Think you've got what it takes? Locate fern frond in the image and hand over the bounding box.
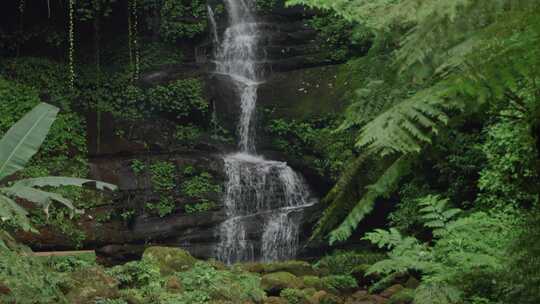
[329,155,414,244]
[414,283,463,304]
[356,85,451,156]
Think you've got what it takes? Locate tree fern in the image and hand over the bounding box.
[294,0,540,244]
[329,155,414,244]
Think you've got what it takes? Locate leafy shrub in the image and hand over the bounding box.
[175,124,203,147]
[160,0,208,41]
[43,254,96,273]
[181,172,221,198]
[315,250,385,275]
[147,78,208,120]
[364,209,516,303]
[320,275,358,293]
[0,248,68,303]
[177,262,266,303]
[281,288,307,304]
[184,200,216,214]
[107,259,162,289]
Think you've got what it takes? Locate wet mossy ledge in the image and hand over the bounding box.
[0,246,418,304]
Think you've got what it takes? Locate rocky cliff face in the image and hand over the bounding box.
[18,4,351,263]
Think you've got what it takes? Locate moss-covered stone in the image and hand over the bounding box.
[142,246,198,275]
[308,290,343,304]
[242,261,316,277]
[66,266,119,304]
[302,276,324,290]
[262,272,304,293]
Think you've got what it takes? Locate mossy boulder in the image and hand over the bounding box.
[142,246,198,275]
[308,290,343,304]
[65,266,119,304]
[302,276,323,290]
[262,272,304,294]
[242,261,316,277]
[264,261,317,277]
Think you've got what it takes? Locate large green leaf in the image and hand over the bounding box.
[0,103,59,181]
[14,176,117,191]
[1,184,81,217]
[0,194,33,232]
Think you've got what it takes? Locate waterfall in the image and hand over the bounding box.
[212,0,316,264]
[207,5,220,45]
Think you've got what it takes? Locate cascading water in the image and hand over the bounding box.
[211,0,316,264]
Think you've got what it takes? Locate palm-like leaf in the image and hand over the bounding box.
[0,194,33,232]
[14,177,117,191]
[1,184,81,217]
[0,103,59,181]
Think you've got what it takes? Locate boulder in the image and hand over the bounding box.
[308,290,342,304]
[142,246,198,275]
[261,272,304,294]
[302,275,323,290]
[244,261,317,277]
[65,267,119,304]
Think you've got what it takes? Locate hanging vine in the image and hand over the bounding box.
[128,0,134,73]
[68,0,75,90]
[132,0,140,81]
[18,0,25,14]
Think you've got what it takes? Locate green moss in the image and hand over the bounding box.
[302,276,323,290]
[66,267,120,304]
[142,246,198,275]
[261,272,304,292]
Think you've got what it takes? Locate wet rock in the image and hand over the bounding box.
[142,246,198,275]
[261,272,304,294]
